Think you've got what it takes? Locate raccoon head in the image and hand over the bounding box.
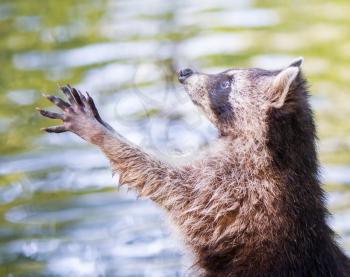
[178,58,305,138]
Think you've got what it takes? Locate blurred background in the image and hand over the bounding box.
[0,0,349,276]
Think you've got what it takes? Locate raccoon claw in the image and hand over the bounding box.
[84,91,114,132]
[36,107,64,120]
[42,93,71,111]
[41,125,67,133]
[58,85,87,109]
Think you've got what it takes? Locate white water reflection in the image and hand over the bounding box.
[0,149,106,176]
[179,34,250,58]
[101,18,161,39]
[7,89,38,106]
[13,41,158,70]
[322,166,350,185]
[80,63,162,91]
[179,9,279,28]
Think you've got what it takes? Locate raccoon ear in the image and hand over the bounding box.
[270,66,300,108]
[288,57,304,68]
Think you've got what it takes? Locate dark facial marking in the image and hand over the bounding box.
[207,73,234,123]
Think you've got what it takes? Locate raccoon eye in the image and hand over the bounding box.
[221,80,231,89]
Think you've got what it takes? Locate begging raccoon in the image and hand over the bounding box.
[37,58,350,277]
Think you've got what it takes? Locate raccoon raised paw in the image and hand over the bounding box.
[37,85,114,144]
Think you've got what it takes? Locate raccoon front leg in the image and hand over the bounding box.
[37,86,189,208]
[98,132,185,205]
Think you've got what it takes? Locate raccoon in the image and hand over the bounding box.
[38,58,350,277]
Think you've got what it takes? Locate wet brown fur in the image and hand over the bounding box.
[39,59,350,277]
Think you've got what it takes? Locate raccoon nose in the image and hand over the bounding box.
[178,68,193,83]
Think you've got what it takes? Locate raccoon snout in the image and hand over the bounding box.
[178,68,194,83]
